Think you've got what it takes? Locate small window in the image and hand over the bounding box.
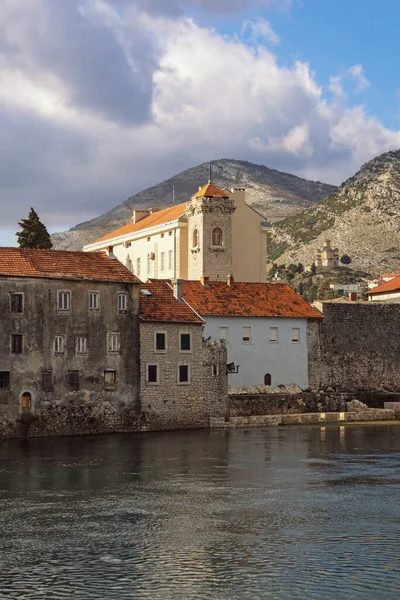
[219,327,229,343]
[155,332,166,352]
[41,370,54,392]
[242,326,252,344]
[10,293,23,314]
[168,231,173,236]
[117,293,128,314]
[292,328,300,343]
[67,370,80,391]
[211,227,223,246]
[54,335,65,354]
[168,250,173,271]
[160,252,165,271]
[57,291,71,312]
[270,327,279,344]
[192,228,198,248]
[104,370,117,387]
[211,364,219,377]
[137,258,141,276]
[10,334,23,354]
[178,365,190,384]
[76,336,87,355]
[88,292,100,310]
[147,364,159,384]
[107,332,120,353]
[0,372,10,389]
[180,332,191,352]
[160,233,165,238]
[147,237,151,242]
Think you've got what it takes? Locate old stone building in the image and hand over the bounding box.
[139,279,228,429]
[0,248,140,436]
[83,182,268,283]
[315,240,339,269]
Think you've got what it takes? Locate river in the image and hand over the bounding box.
[0,425,399,599]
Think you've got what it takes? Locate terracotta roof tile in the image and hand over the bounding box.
[193,182,229,199]
[368,275,400,295]
[89,203,187,245]
[140,280,203,324]
[181,281,324,319]
[0,248,139,283]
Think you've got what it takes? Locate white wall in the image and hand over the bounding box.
[368,291,400,303]
[203,316,309,388]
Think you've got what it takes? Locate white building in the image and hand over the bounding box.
[181,277,323,389]
[368,276,400,303]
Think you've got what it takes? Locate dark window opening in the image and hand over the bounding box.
[148,365,158,383]
[104,370,117,387]
[0,372,10,389]
[180,333,191,351]
[67,370,80,391]
[212,227,223,246]
[21,392,32,410]
[179,365,189,383]
[10,293,23,313]
[41,370,54,392]
[156,333,166,351]
[264,373,271,386]
[11,334,23,354]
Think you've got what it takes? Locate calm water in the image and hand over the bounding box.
[0,425,399,600]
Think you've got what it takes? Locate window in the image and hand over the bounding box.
[67,370,80,391]
[211,227,223,246]
[88,292,100,310]
[137,258,141,276]
[219,327,229,343]
[155,332,166,352]
[117,293,128,314]
[0,372,10,389]
[169,231,173,236]
[211,364,219,377]
[242,326,252,344]
[10,293,23,314]
[292,328,300,343]
[57,290,71,312]
[180,332,191,352]
[10,334,23,354]
[192,228,198,248]
[178,365,190,384]
[270,327,279,344]
[76,336,87,355]
[168,250,173,271]
[107,332,120,353]
[160,252,165,271]
[147,364,159,384]
[104,370,117,387]
[41,370,54,392]
[54,335,65,354]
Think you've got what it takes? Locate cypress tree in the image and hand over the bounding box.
[16,208,53,249]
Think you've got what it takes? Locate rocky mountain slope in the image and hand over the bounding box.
[52,159,336,250]
[267,150,400,274]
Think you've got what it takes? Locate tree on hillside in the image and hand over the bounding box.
[296,263,304,274]
[310,263,317,275]
[340,254,352,265]
[16,208,53,249]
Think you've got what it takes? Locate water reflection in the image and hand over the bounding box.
[0,425,399,599]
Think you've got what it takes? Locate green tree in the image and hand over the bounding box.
[16,208,53,249]
[310,263,317,275]
[268,263,278,281]
[340,254,352,265]
[296,262,304,274]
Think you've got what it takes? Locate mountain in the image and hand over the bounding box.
[51,159,336,250]
[267,150,400,274]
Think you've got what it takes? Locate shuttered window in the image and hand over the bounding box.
[67,370,80,391]
[10,334,23,354]
[41,370,54,392]
[0,372,10,389]
[10,293,23,313]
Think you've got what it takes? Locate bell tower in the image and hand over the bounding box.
[186,181,236,281]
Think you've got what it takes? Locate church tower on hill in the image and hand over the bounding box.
[185,181,236,281]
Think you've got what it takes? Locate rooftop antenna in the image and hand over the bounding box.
[208,162,212,184]
[172,185,175,204]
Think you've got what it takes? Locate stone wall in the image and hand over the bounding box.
[308,302,400,391]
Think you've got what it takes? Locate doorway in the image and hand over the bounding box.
[264,373,271,386]
[21,392,32,411]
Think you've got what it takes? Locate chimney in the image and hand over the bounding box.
[148,207,160,215]
[172,279,183,301]
[105,246,117,259]
[227,274,234,287]
[132,209,150,224]
[200,276,209,288]
[349,292,357,302]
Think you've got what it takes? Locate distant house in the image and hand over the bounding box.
[368,276,400,302]
[181,276,323,389]
[139,279,227,428]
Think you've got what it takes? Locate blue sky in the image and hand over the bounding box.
[0,0,399,247]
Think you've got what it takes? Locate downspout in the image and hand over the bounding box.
[174,226,177,279]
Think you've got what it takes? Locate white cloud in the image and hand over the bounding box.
[349,64,370,91]
[241,18,280,45]
[0,0,398,240]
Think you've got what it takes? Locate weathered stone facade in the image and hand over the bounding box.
[308,302,400,390]
[0,276,140,436]
[140,322,227,429]
[185,192,236,281]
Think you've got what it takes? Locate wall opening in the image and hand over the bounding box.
[264,373,271,386]
[21,391,32,411]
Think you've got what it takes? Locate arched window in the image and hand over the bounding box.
[21,392,32,410]
[192,228,198,248]
[212,227,223,246]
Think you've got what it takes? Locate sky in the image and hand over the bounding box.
[1,0,400,246]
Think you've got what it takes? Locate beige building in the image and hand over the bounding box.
[315,240,339,270]
[83,182,268,283]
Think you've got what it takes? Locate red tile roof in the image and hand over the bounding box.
[368,275,400,295]
[140,280,203,324]
[193,182,229,198]
[181,281,324,319]
[0,248,139,283]
[89,203,187,245]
